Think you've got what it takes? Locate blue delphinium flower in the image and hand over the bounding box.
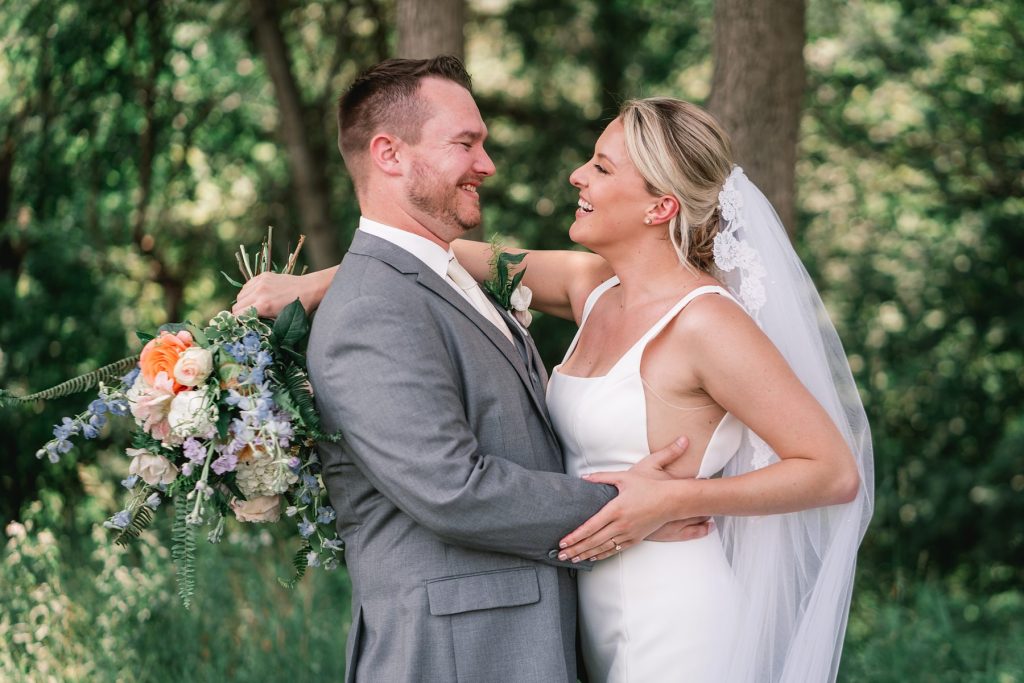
[316,506,336,525]
[103,510,132,530]
[301,474,320,494]
[145,493,162,509]
[242,331,261,355]
[121,475,140,489]
[121,366,140,389]
[306,551,321,568]
[298,517,316,538]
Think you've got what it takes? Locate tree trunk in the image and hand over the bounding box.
[250,0,339,268]
[396,0,465,60]
[708,0,805,236]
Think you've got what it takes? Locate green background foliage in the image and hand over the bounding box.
[1,0,1021,679]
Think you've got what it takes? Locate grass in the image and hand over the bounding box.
[3,492,1022,682]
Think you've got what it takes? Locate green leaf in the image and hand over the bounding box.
[220,270,244,288]
[271,299,309,351]
[136,331,155,344]
[510,269,526,293]
[496,254,509,288]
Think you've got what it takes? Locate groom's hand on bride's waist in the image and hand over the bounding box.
[631,436,690,479]
[631,435,712,542]
[646,516,713,543]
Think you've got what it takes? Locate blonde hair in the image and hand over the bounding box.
[619,98,734,271]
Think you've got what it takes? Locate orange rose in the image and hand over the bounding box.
[139,331,194,393]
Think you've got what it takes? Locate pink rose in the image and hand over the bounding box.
[231,495,282,523]
[173,347,214,388]
[127,372,176,441]
[127,448,179,486]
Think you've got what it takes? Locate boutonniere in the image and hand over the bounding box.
[482,248,533,329]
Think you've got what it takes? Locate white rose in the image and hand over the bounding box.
[231,495,282,523]
[173,347,214,388]
[509,284,533,328]
[167,390,218,438]
[127,449,179,486]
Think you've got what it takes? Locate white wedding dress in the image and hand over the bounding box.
[547,277,744,682]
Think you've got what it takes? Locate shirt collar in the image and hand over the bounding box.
[358,216,454,279]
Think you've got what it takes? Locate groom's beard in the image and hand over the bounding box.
[408,159,482,234]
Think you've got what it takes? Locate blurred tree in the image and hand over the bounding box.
[397,0,465,59]
[708,0,806,234]
[800,0,1024,584]
[249,0,339,269]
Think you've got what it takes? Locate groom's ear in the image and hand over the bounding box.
[368,133,405,177]
[647,195,680,226]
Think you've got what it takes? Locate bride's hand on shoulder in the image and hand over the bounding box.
[232,268,335,318]
[557,437,693,563]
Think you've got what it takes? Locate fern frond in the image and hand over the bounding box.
[0,355,140,406]
[280,363,342,442]
[113,504,155,547]
[278,543,311,589]
[172,502,197,609]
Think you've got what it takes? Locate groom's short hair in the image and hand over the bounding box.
[337,56,473,178]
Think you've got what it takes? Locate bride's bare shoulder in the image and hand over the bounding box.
[665,288,761,349]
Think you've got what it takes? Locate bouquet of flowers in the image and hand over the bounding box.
[1,229,342,607]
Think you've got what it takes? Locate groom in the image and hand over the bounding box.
[308,56,685,682]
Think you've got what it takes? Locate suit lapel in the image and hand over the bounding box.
[349,233,551,429]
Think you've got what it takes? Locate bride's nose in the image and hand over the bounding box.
[569,165,586,188]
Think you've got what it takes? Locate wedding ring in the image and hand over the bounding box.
[611,537,622,552]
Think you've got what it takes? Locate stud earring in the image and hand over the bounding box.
[644,217,652,225]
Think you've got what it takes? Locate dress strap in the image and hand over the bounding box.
[560,276,620,364]
[622,285,739,368]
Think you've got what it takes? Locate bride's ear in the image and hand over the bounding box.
[645,195,681,227]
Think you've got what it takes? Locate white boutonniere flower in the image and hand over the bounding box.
[509,283,533,328]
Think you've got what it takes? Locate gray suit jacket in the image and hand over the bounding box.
[307,232,615,683]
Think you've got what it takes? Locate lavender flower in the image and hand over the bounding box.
[182,437,206,464]
[211,453,239,475]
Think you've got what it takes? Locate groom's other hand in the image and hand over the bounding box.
[633,435,712,542]
[631,436,689,479]
[646,517,712,542]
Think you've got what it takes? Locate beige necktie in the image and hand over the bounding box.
[447,257,515,344]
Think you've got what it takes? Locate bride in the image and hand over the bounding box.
[235,97,873,682]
